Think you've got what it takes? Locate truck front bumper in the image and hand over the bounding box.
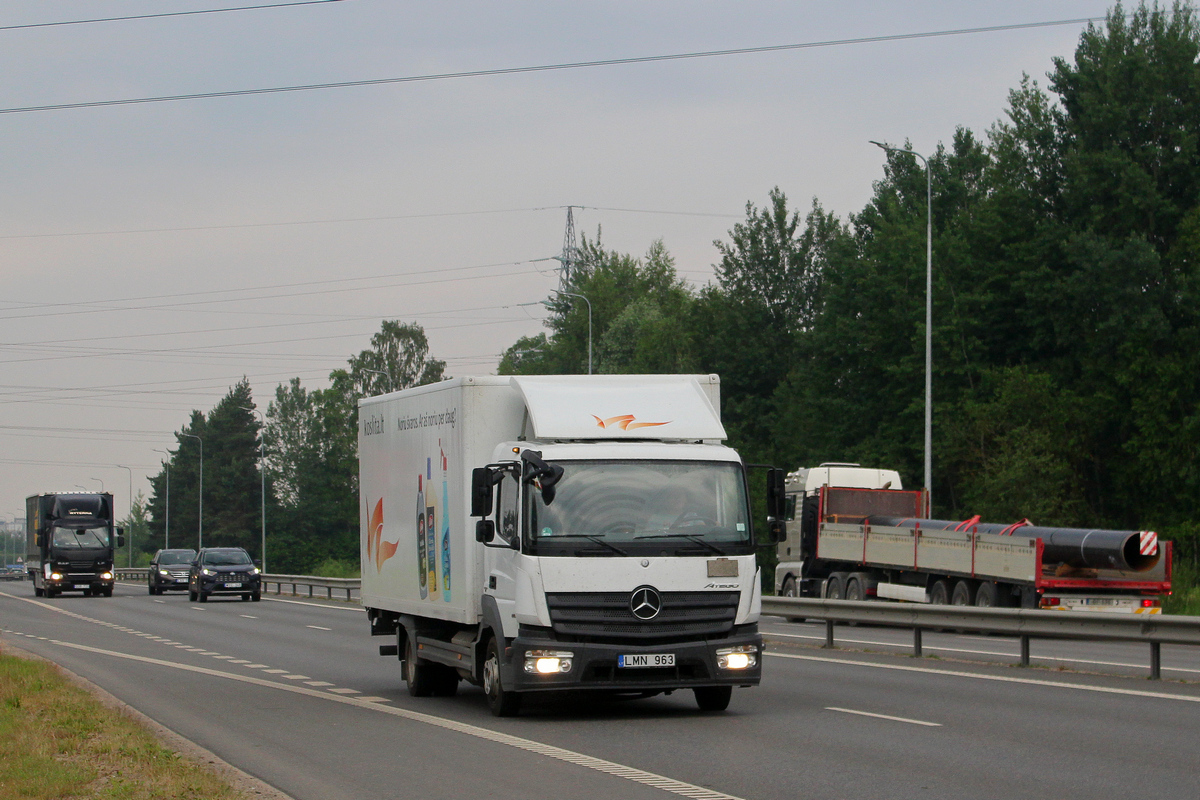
[503,625,762,693]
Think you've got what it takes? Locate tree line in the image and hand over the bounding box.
[135,4,1197,604]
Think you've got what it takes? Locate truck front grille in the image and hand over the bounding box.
[544,591,739,642]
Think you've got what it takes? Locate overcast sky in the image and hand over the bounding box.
[0,0,1113,526]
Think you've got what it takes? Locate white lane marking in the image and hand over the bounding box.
[306,625,331,631]
[304,681,334,687]
[767,652,1200,702]
[327,688,359,694]
[826,706,941,727]
[282,675,309,680]
[240,615,258,619]
[189,608,206,612]
[262,596,361,612]
[228,660,251,665]
[244,664,268,669]
[357,696,390,703]
[213,655,235,660]
[764,630,1200,675]
[152,600,165,604]
[198,651,220,656]
[45,639,745,800]
[262,669,288,674]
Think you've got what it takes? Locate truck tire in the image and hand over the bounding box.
[693,686,733,712]
[101,588,113,598]
[825,573,847,600]
[482,636,522,716]
[845,578,864,602]
[975,582,997,607]
[951,580,975,606]
[781,576,798,597]
[928,579,950,605]
[404,636,436,698]
[34,585,44,597]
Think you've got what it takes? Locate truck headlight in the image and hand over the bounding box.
[523,649,574,674]
[716,645,758,670]
[101,572,113,581]
[49,572,63,581]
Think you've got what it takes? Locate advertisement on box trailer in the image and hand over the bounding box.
[360,395,464,618]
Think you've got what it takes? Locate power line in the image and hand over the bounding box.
[0,1,344,32]
[0,17,1104,115]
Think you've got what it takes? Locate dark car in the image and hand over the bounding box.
[147,549,197,595]
[188,547,262,602]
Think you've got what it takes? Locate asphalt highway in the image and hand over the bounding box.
[2,580,1198,800]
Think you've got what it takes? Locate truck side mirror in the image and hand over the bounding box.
[765,468,786,520]
[768,519,787,544]
[117,535,126,548]
[475,519,495,543]
[521,450,564,506]
[471,468,494,517]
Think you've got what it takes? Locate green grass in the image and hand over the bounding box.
[0,647,251,800]
[1164,558,1200,616]
[309,557,360,579]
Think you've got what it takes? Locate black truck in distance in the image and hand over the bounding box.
[26,492,124,598]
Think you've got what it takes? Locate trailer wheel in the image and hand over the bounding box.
[928,579,950,605]
[825,573,847,600]
[975,582,997,607]
[951,580,975,606]
[482,636,522,716]
[693,686,733,712]
[404,636,436,697]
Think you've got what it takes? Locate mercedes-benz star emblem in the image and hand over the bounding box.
[630,586,662,620]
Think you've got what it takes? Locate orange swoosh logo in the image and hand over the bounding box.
[367,498,400,572]
[591,414,670,430]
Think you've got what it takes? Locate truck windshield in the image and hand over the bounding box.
[525,460,752,556]
[51,526,111,548]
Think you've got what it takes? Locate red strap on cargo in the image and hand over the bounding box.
[953,515,980,532]
[998,519,1031,536]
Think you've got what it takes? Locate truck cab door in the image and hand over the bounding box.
[483,470,521,639]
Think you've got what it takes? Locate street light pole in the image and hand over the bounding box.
[550,290,592,375]
[90,477,105,492]
[116,465,132,567]
[871,140,933,497]
[361,368,392,394]
[179,433,203,549]
[153,449,170,549]
[239,407,267,573]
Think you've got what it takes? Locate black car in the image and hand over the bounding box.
[188,547,262,602]
[147,549,197,595]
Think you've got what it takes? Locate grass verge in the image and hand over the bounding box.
[0,644,252,800]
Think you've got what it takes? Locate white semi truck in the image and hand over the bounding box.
[775,464,1171,612]
[359,375,785,716]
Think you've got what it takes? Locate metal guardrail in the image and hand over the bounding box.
[261,574,360,601]
[115,568,360,601]
[761,596,1200,679]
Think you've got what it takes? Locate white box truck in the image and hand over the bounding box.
[360,375,785,715]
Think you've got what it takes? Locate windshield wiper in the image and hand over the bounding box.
[542,534,628,556]
[635,533,726,555]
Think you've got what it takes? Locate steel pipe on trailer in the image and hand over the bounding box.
[867,516,1161,572]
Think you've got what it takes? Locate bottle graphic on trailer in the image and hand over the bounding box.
[426,457,437,594]
[416,475,427,599]
[440,440,451,602]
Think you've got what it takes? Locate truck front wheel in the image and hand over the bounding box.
[482,637,522,717]
[694,686,732,712]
